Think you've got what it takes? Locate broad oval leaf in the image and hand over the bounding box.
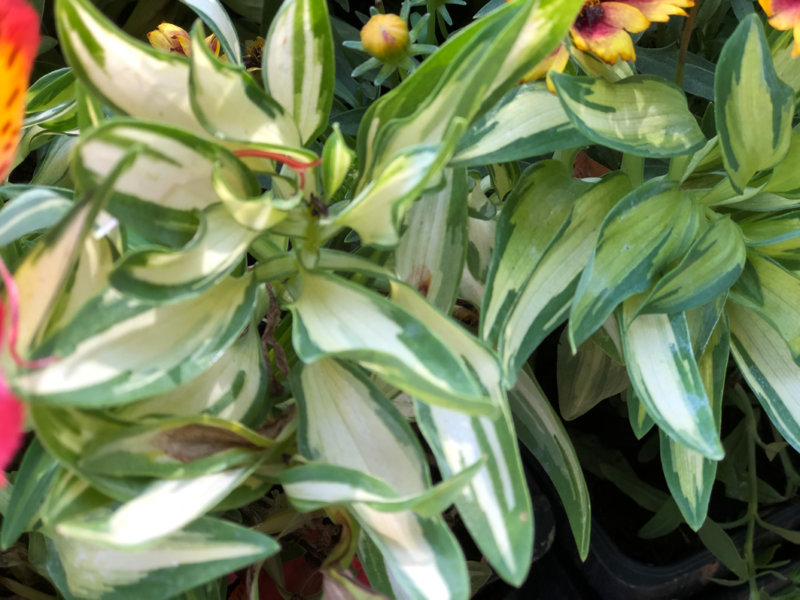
[551,74,705,158]
[569,178,699,349]
[715,14,793,192]
[620,301,723,459]
[264,0,334,143]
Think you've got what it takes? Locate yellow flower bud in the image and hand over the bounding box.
[360,14,410,64]
[147,22,191,55]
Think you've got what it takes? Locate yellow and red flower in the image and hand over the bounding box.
[147,22,221,57]
[524,0,693,88]
[759,0,800,57]
[0,0,42,486]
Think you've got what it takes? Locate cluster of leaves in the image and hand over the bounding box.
[2,0,800,599]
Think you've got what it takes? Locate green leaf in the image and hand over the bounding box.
[0,188,72,247]
[620,301,723,459]
[358,0,583,181]
[55,466,257,548]
[56,0,206,135]
[450,83,591,167]
[764,129,800,197]
[626,386,655,440]
[288,269,497,416]
[280,459,484,517]
[44,517,278,600]
[178,0,242,65]
[550,74,705,158]
[110,204,257,302]
[388,284,533,586]
[24,68,76,128]
[493,173,631,382]
[74,119,259,247]
[294,359,469,600]
[557,326,628,421]
[637,215,746,315]
[660,317,728,530]
[569,178,699,349]
[14,274,257,407]
[334,123,464,248]
[189,22,301,148]
[715,14,793,192]
[730,251,800,364]
[113,323,269,427]
[738,209,800,247]
[482,160,587,347]
[395,168,468,313]
[698,519,748,579]
[77,415,275,478]
[509,366,591,561]
[728,301,800,455]
[264,0,334,143]
[0,440,59,549]
[322,123,354,198]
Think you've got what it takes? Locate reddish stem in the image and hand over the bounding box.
[233,149,321,190]
[0,256,55,369]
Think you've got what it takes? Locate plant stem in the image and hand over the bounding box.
[668,153,691,182]
[676,0,701,89]
[621,153,644,187]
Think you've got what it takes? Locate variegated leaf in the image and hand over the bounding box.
[395,168,467,313]
[551,74,705,158]
[0,188,72,247]
[715,15,793,192]
[509,366,591,561]
[728,302,800,454]
[178,0,242,65]
[569,178,700,349]
[498,173,630,382]
[294,359,469,600]
[620,300,723,459]
[264,0,334,143]
[288,269,495,415]
[74,120,258,247]
[450,82,590,167]
[322,123,354,198]
[189,23,301,148]
[637,215,746,315]
[483,160,588,346]
[56,0,205,134]
[14,274,257,407]
[660,316,728,530]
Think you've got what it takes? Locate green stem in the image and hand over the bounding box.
[621,153,644,188]
[668,153,691,182]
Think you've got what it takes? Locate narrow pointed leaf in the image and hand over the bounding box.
[715,15,793,192]
[638,215,746,315]
[498,173,630,381]
[620,301,723,459]
[0,189,72,247]
[627,386,655,439]
[450,83,591,167]
[569,178,699,348]
[509,367,591,561]
[288,270,496,416]
[660,317,728,530]
[395,168,468,313]
[14,274,257,407]
[728,301,800,454]
[551,74,705,158]
[264,0,334,143]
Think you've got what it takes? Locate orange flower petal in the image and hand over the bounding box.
[0,0,40,181]
[521,44,570,89]
[624,0,693,22]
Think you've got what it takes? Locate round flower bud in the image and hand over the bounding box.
[360,14,410,64]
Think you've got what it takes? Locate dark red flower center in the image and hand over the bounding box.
[575,3,606,33]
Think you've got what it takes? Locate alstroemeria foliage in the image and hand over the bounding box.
[3,0,800,599]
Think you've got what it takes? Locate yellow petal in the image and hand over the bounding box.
[521,44,569,90]
[623,0,693,22]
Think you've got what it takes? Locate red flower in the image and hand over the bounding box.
[760,0,800,56]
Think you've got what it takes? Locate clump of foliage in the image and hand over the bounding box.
[1,0,800,599]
